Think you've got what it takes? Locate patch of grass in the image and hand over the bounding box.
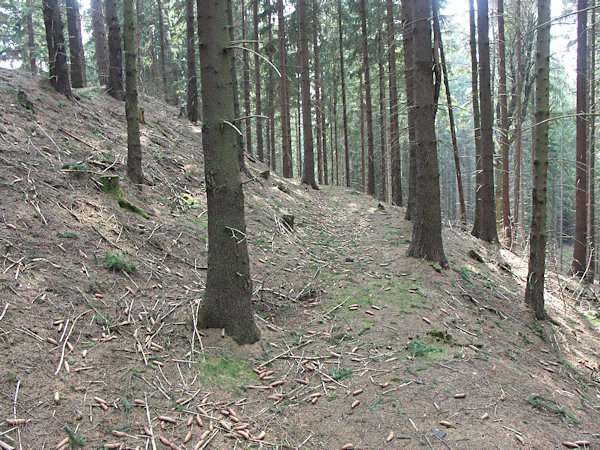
[526,394,580,424]
[57,231,79,239]
[104,253,136,274]
[406,340,442,358]
[427,328,452,342]
[330,367,353,381]
[197,352,255,394]
[63,425,85,448]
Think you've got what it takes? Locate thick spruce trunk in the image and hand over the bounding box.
[66,0,86,88]
[42,0,72,98]
[105,0,124,100]
[186,0,198,123]
[91,0,109,86]
[124,0,142,183]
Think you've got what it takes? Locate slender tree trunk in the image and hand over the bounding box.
[407,0,447,268]
[299,0,318,188]
[196,0,260,345]
[156,0,169,103]
[253,0,264,161]
[387,0,401,205]
[432,0,466,224]
[476,0,498,243]
[226,0,247,172]
[26,0,36,73]
[42,0,72,98]
[497,0,511,244]
[525,0,551,320]
[378,32,388,202]
[337,0,351,187]
[587,1,596,282]
[297,73,302,177]
[359,0,375,196]
[360,70,366,192]
[402,0,416,220]
[124,0,142,183]
[91,0,109,86]
[186,0,198,123]
[135,0,142,83]
[66,0,86,88]
[105,0,124,100]
[313,0,323,184]
[573,0,589,277]
[469,0,482,236]
[513,0,523,239]
[267,13,276,172]
[278,0,293,177]
[242,0,253,156]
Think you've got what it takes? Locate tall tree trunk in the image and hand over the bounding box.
[432,0,466,224]
[267,12,276,172]
[296,72,302,177]
[469,0,482,236]
[402,0,416,220]
[196,0,260,345]
[313,0,323,184]
[91,0,109,86]
[407,0,447,268]
[360,70,366,191]
[185,0,198,123]
[338,0,351,187]
[378,32,388,202]
[359,0,376,196]
[253,0,264,161]
[587,1,596,282]
[105,0,124,100]
[498,0,511,244]
[156,0,169,103]
[475,0,498,243]
[573,0,589,277]
[278,0,293,177]
[42,0,72,98]
[299,0,318,188]
[135,0,142,83]
[26,0,36,73]
[387,0,401,206]
[525,0,551,320]
[226,0,247,172]
[124,0,142,183]
[66,0,86,88]
[242,0,253,157]
[513,0,523,239]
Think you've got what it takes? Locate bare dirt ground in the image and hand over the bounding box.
[0,68,599,449]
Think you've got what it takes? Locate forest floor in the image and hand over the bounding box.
[0,68,599,449]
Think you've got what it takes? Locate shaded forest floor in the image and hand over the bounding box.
[0,69,599,449]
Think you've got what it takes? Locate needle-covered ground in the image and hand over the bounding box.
[0,69,599,449]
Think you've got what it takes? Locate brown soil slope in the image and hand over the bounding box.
[0,69,599,449]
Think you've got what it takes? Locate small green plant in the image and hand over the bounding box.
[427,328,451,342]
[330,367,353,381]
[526,394,580,424]
[63,425,85,448]
[104,253,136,274]
[406,340,441,358]
[57,231,79,239]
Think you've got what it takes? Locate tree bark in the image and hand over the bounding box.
[42,0,72,98]
[498,0,511,244]
[402,0,416,220]
[432,0,466,224]
[337,0,351,187]
[387,0,402,205]
[156,0,169,103]
[299,0,318,189]
[587,2,596,282]
[267,11,276,172]
[475,0,498,243]
[360,70,366,192]
[378,31,388,202]
[196,0,260,345]
[278,0,293,177]
[359,0,375,197]
[66,0,86,88]
[513,0,523,237]
[105,0,124,100]
[253,0,264,161]
[313,0,323,184]
[407,0,447,268]
[242,0,253,157]
[469,0,482,236]
[573,0,589,277]
[525,0,551,320]
[91,0,109,86]
[26,0,36,73]
[124,0,142,183]
[186,0,198,123]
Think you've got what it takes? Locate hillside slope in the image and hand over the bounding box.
[0,69,599,449]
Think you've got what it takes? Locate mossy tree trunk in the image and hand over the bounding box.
[123,0,142,183]
[525,0,551,320]
[197,0,260,345]
[406,0,448,268]
[42,0,72,99]
[105,0,124,100]
[66,0,86,88]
